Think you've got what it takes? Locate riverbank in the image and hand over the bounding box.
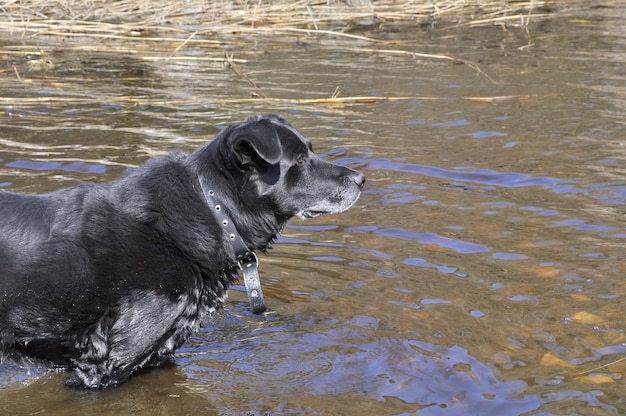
[1,0,585,42]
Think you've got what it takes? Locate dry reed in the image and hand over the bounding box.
[0,0,573,42]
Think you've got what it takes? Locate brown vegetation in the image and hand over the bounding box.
[0,0,578,41]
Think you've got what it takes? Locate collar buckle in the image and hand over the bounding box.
[238,251,266,314]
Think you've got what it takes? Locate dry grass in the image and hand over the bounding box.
[0,1,572,74]
[0,0,570,42]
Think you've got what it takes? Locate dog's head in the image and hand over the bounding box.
[192,115,365,247]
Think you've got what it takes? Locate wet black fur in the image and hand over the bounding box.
[0,115,364,388]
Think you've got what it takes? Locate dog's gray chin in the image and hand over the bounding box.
[299,211,325,219]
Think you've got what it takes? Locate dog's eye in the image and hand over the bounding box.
[296,156,305,165]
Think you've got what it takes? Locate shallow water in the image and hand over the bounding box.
[1,4,625,415]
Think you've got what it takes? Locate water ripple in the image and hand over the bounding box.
[5,160,110,174]
[362,226,490,254]
[365,157,569,190]
[182,317,542,415]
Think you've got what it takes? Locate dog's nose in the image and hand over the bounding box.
[353,172,366,188]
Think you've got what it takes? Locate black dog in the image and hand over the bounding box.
[0,115,364,388]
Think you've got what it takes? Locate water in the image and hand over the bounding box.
[1,5,625,415]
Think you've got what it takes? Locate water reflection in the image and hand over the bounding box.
[5,159,109,174]
[179,310,542,415]
[366,157,569,190]
[0,362,219,416]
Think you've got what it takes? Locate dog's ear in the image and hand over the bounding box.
[229,118,283,165]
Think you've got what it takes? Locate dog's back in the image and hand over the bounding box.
[0,157,233,386]
[0,187,94,367]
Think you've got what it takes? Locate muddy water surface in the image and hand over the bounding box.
[0,5,625,416]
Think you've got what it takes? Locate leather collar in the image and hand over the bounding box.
[198,176,267,314]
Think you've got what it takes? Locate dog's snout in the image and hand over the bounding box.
[352,172,366,188]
